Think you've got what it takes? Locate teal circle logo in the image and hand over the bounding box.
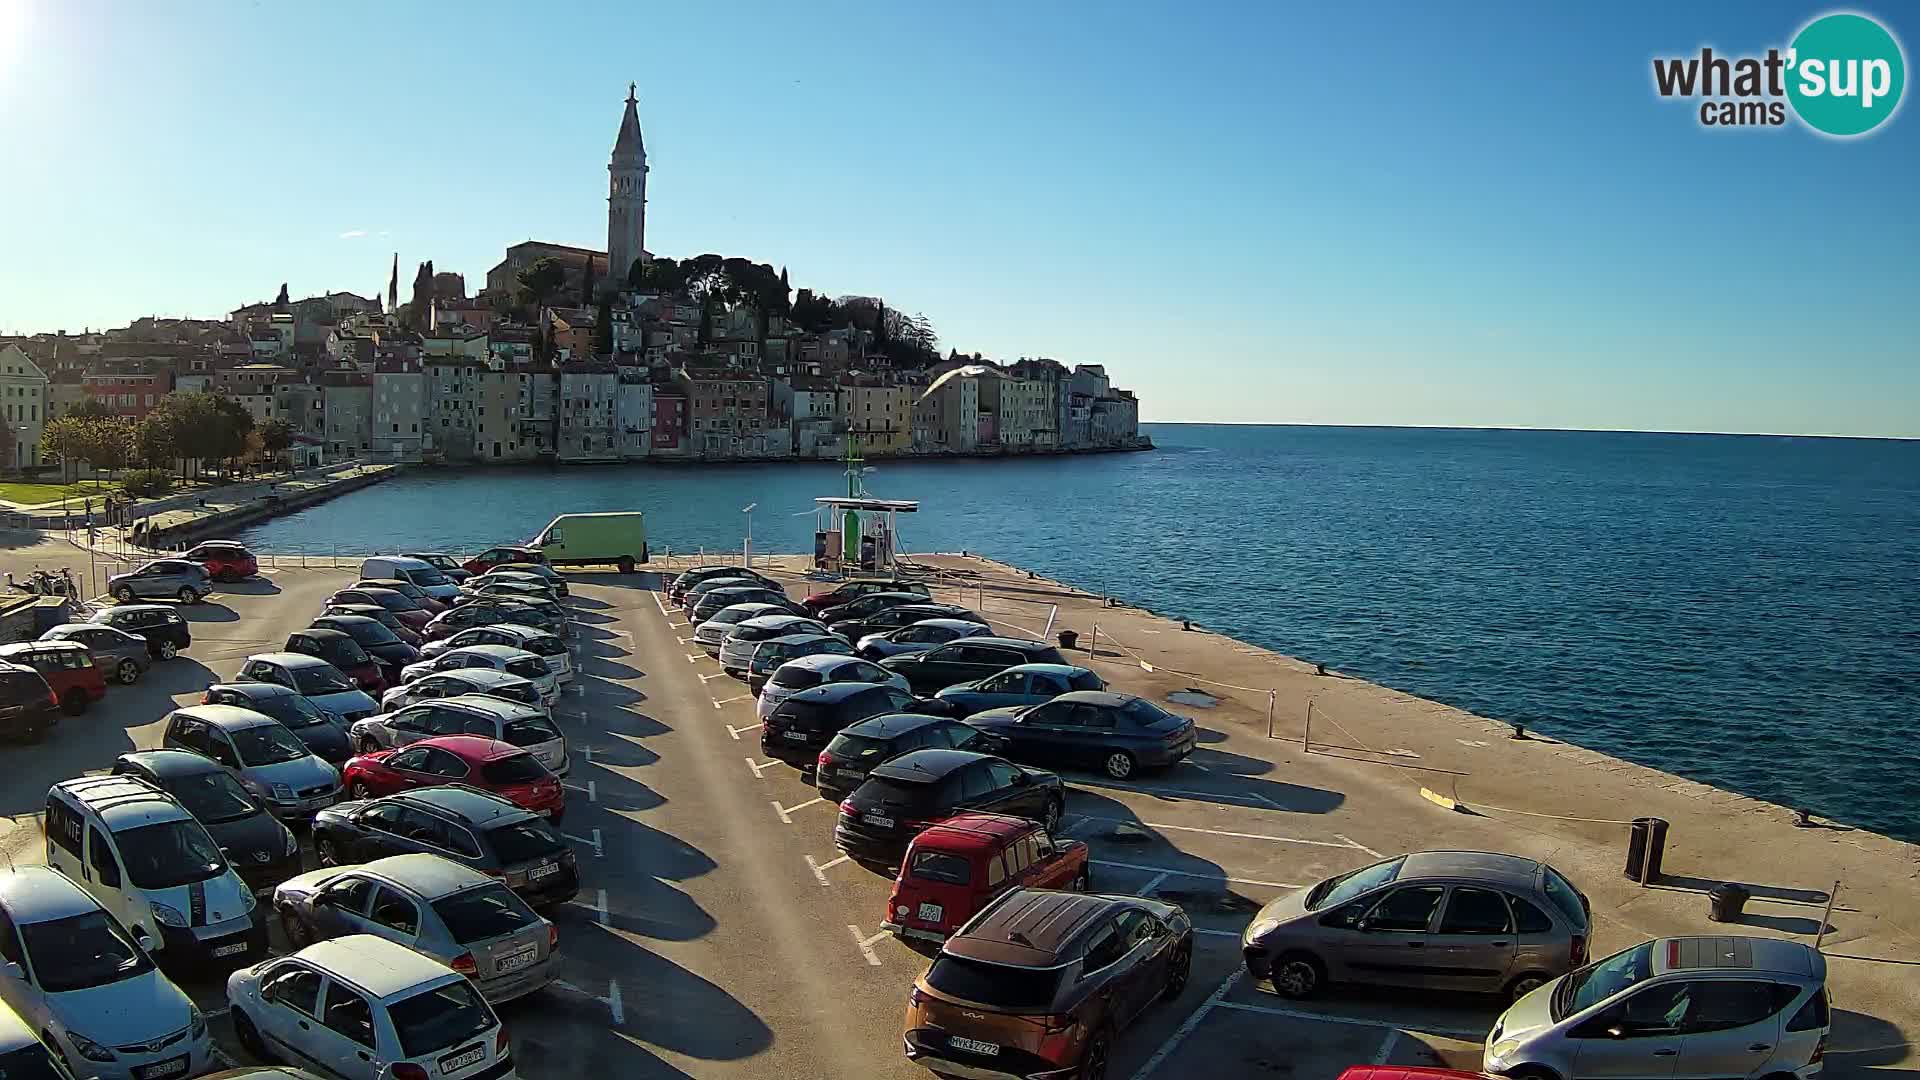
[1787,13,1906,136]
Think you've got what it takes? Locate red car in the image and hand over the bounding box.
[326,588,432,632]
[883,812,1089,944]
[182,540,259,582]
[463,546,547,575]
[0,641,108,716]
[341,735,566,821]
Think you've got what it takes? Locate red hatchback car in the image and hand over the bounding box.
[0,641,108,716]
[884,813,1090,944]
[463,546,547,575]
[182,540,259,582]
[341,735,566,821]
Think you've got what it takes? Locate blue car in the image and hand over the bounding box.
[964,690,1197,780]
[933,663,1105,715]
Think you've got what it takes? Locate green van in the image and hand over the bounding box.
[533,511,649,572]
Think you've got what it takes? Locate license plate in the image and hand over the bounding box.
[439,1046,486,1074]
[136,1057,190,1080]
[528,862,559,880]
[211,941,250,958]
[497,946,538,973]
[537,808,553,818]
[861,813,894,828]
[916,902,943,922]
[950,1037,999,1056]
[782,730,808,742]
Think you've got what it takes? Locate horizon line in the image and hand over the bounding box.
[1140,420,1920,443]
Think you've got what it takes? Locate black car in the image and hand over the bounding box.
[283,628,381,687]
[201,682,354,765]
[816,590,935,626]
[428,599,564,638]
[691,586,795,624]
[87,603,192,660]
[965,691,1198,780]
[829,602,987,644]
[881,637,1071,694]
[670,565,780,603]
[834,749,1064,865]
[110,750,301,894]
[762,682,932,768]
[325,602,422,644]
[815,713,1006,802]
[0,663,57,742]
[311,786,580,908]
[309,614,420,680]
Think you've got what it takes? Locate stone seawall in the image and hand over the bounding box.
[141,465,400,546]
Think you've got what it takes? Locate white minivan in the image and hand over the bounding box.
[43,776,267,966]
[361,557,461,602]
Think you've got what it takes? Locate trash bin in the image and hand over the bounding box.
[1708,883,1751,922]
[1624,817,1670,883]
[1058,630,1079,651]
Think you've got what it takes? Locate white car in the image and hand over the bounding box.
[755,653,912,720]
[350,695,570,778]
[716,615,832,673]
[418,624,573,684]
[0,867,212,1080]
[400,645,558,706]
[229,934,517,1080]
[692,602,789,654]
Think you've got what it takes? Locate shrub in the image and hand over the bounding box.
[119,469,174,499]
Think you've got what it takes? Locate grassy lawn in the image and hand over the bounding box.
[0,480,120,506]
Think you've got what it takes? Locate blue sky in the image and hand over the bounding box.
[0,1,1914,436]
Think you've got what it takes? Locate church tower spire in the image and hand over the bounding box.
[607,83,649,290]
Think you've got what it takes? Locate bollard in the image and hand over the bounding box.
[1707,883,1751,923]
[1625,817,1670,883]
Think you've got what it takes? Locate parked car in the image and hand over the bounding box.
[678,574,774,614]
[423,599,563,640]
[323,603,424,647]
[903,889,1192,1079]
[382,669,547,717]
[834,749,1065,866]
[0,641,105,716]
[402,552,471,584]
[284,628,387,694]
[882,637,1072,694]
[458,580,557,607]
[160,705,343,821]
[87,604,191,660]
[272,853,558,1003]
[342,736,564,820]
[964,690,1197,779]
[39,623,152,685]
[110,750,301,895]
[326,588,431,632]
[181,540,259,582]
[418,623,572,684]
[352,578,446,614]
[108,559,212,604]
[757,652,915,720]
[526,511,646,572]
[816,589,934,626]
[830,602,987,645]
[308,614,421,683]
[463,570,560,599]
[689,602,793,654]
[0,998,73,1080]
[762,682,927,768]
[201,683,354,765]
[717,615,832,673]
[1483,936,1831,1080]
[800,577,930,613]
[935,663,1106,715]
[1241,850,1592,1002]
[462,545,546,575]
[399,645,558,707]
[815,713,1006,802]
[0,866,214,1080]
[311,787,579,908]
[669,565,778,603]
[486,562,569,597]
[226,934,513,1080]
[856,618,994,661]
[691,586,795,625]
[746,633,855,694]
[360,556,461,602]
[0,664,58,743]
[238,653,380,723]
[349,694,569,777]
[884,813,1090,944]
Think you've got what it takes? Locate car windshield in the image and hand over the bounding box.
[433,884,541,944]
[1554,941,1655,1021]
[910,850,973,885]
[1121,698,1173,725]
[113,820,227,889]
[324,639,372,666]
[1543,865,1589,931]
[485,819,565,863]
[0,1043,65,1080]
[403,567,449,587]
[771,666,824,690]
[825,732,893,760]
[374,592,421,612]
[481,755,548,785]
[1306,856,1407,910]
[505,657,548,680]
[20,910,154,993]
[164,770,259,824]
[293,666,356,695]
[501,716,561,747]
[255,693,333,728]
[387,978,497,1058]
[925,955,1062,1011]
[1068,671,1105,691]
[772,701,838,732]
[857,776,941,814]
[522,636,566,657]
[342,621,400,646]
[231,724,310,766]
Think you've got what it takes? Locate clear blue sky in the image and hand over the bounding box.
[1,1,1914,436]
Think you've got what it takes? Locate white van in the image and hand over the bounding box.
[44,776,268,966]
[360,556,460,602]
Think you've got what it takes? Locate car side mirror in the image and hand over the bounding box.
[130,926,153,949]
[1014,771,1031,786]
[0,960,23,981]
[1354,918,1373,932]
[1605,1026,1626,1040]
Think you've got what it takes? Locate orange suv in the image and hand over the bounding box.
[904,888,1192,1080]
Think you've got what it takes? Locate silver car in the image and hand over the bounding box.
[692,602,789,653]
[1242,850,1591,1002]
[855,618,993,661]
[350,693,569,777]
[717,614,832,673]
[273,853,557,1004]
[1486,936,1831,1080]
[39,622,151,684]
[399,644,558,705]
[418,623,573,684]
[107,559,212,604]
[381,668,547,716]
[160,705,342,820]
[755,652,912,720]
[238,652,380,722]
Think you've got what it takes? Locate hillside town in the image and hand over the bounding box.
[0,87,1145,477]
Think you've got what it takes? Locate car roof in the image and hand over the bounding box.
[0,640,83,655]
[739,614,811,628]
[913,812,1036,852]
[426,668,529,688]
[207,681,298,699]
[298,628,354,642]
[397,785,534,825]
[704,585,778,599]
[843,591,926,603]
[1398,850,1542,887]
[359,853,495,899]
[1049,690,1135,708]
[173,704,281,731]
[1006,663,1094,677]
[783,652,866,672]
[47,622,127,636]
[442,644,533,661]
[949,636,1053,651]
[93,604,178,620]
[417,735,523,761]
[195,541,250,551]
[763,633,842,648]
[369,556,432,569]
[314,615,382,628]
[899,618,982,632]
[252,652,329,669]
[117,749,227,779]
[842,712,951,740]
[294,934,460,1001]
[872,748,992,781]
[709,603,784,621]
[0,865,102,923]
[1653,936,1818,977]
[437,693,543,718]
[946,888,1115,965]
[54,775,192,830]
[787,681,884,703]
[457,623,545,641]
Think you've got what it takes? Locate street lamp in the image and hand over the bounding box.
[741,503,757,567]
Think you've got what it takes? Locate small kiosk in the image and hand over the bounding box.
[812,445,918,574]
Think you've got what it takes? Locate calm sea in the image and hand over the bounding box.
[239,425,1920,839]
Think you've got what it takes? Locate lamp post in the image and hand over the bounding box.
[741,502,756,567]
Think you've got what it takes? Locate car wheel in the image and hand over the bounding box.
[60,690,86,716]
[1504,1068,1561,1080]
[117,658,141,684]
[315,836,340,866]
[113,585,135,603]
[1103,751,1136,780]
[1271,952,1325,999]
[618,556,636,574]
[1074,867,1091,892]
[281,908,314,949]
[232,1009,273,1062]
[1162,939,1192,999]
[1042,798,1063,833]
[1505,972,1551,1003]
[176,587,196,604]
[1077,1026,1111,1080]
[158,639,178,660]
[350,781,373,799]
[357,736,381,753]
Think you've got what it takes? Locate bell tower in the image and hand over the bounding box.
[607,83,649,290]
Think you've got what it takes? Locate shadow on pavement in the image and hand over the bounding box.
[180,603,240,624]
[1826,1008,1912,1070]
[218,578,283,596]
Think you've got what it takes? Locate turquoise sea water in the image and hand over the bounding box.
[240,424,1920,839]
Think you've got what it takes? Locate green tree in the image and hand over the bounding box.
[274,283,290,311]
[632,256,683,292]
[134,411,179,470]
[0,421,15,473]
[581,258,598,306]
[516,257,567,310]
[260,418,295,456]
[592,295,614,356]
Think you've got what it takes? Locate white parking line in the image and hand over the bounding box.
[1209,1000,1487,1039]
[1128,968,1244,1080]
[1371,1029,1400,1064]
[562,829,604,857]
[847,924,887,966]
[667,621,687,629]
[677,636,694,645]
[1073,778,1291,810]
[805,853,850,887]
[698,671,728,683]
[651,592,670,616]
[606,979,625,1025]
[686,653,702,664]
[1138,871,1171,896]
[745,757,780,778]
[772,797,824,824]
[1093,858,1298,890]
[1075,816,1362,851]
[211,1048,240,1069]
[579,888,609,925]
[726,722,762,741]
[711,694,751,707]
[564,780,597,802]
[1336,833,1384,858]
